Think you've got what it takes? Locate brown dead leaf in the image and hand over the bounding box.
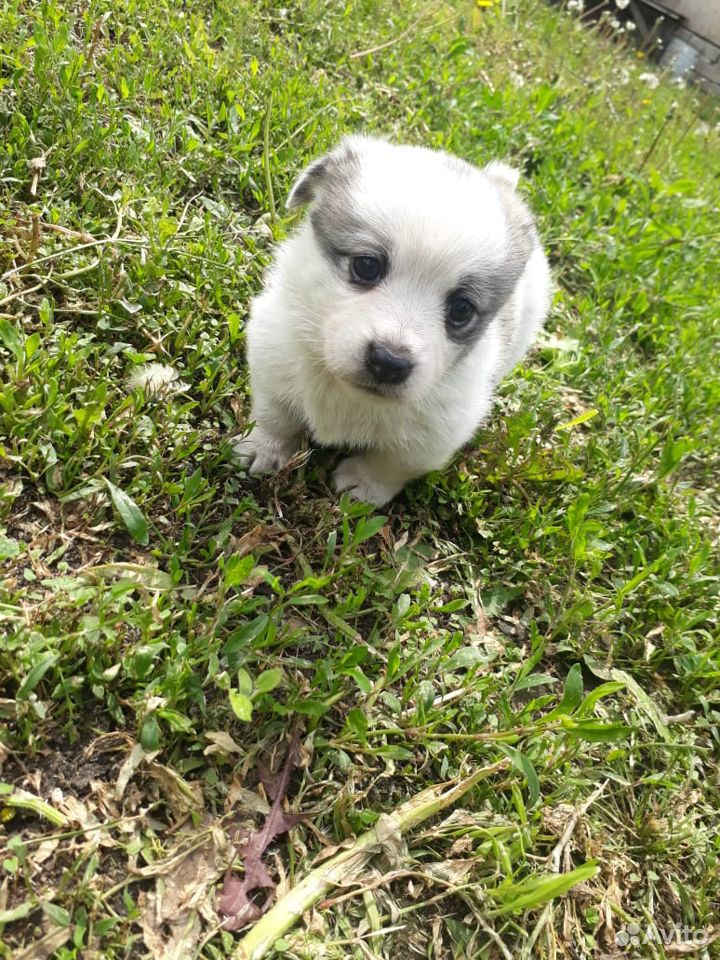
[465,605,488,640]
[145,760,203,818]
[115,742,148,801]
[666,931,720,955]
[310,836,358,866]
[225,778,270,817]
[53,792,98,831]
[114,742,198,818]
[139,822,225,960]
[257,728,308,800]
[447,834,474,857]
[480,631,506,658]
[32,838,60,866]
[218,727,306,931]
[423,858,476,885]
[13,926,72,960]
[141,908,201,960]
[204,730,243,757]
[84,730,134,759]
[231,523,284,558]
[230,396,245,425]
[375,813,406,868]
[542,803,576,837]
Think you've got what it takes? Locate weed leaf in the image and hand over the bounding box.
[103,478,149,545]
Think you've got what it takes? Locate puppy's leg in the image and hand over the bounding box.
[333,447,449,507]
[233,394,303,475]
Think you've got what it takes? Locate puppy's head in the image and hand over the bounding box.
[286,136,536,401]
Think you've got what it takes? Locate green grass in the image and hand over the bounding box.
[1,0,719,957]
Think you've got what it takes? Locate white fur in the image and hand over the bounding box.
[234,136,551,506]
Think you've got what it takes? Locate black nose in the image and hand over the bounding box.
[365,342,414,386]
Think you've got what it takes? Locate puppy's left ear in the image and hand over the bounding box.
[286,156,331,210]
[484,161,521,191]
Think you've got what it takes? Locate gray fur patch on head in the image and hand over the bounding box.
[287,139,390,269]
[490,178,538,310]
[441,155,536,325]
[299,142,394,269]
[446,312,494,356]
[311,207,393,270]
[456,265,522,319]
[447,171,537,358]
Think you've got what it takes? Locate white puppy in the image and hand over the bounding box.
[235,135,551,506]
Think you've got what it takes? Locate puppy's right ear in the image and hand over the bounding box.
[484,161,521,191]
[286,137,362,210]
[286,156,330,210]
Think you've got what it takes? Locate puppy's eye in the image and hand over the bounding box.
[350,255,384,286]
[446,295,477,328]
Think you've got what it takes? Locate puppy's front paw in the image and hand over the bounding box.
[232,427,299,475]
[333,456,401,507]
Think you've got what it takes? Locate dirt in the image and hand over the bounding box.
[3,729,124,802]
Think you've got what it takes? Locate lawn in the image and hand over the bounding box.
[1,0,719,957]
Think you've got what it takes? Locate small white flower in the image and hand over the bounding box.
[609,17,621,30]
[615,0,630,8]
[567,0,584,11]
[639,71,660,89]
[127,363,188,395]
[625,20,636,30]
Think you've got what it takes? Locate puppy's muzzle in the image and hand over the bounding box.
[365,342,414,386]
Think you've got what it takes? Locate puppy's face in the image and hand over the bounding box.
[286,136,536,401]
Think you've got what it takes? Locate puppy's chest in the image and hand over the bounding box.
[299,377,417,450]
